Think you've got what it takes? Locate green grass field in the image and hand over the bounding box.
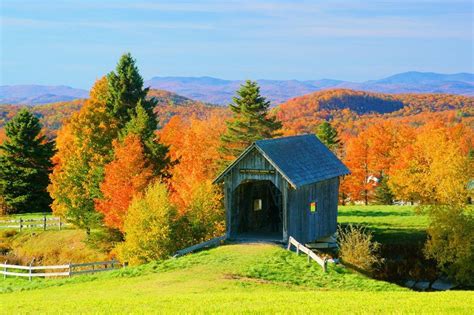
[2,243,473,314]
[339,205,428,244]
[1,205,473,314]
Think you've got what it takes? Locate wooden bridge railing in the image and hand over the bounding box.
[287,236,327,272]
[1,260,120,281]
[174,236,226,257]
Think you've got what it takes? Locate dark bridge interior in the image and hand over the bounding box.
[232,180,283,240]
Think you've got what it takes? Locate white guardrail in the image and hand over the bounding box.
[287,236,328,272]
[1,260,120,280]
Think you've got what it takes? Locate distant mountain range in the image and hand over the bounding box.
[1,72,473,105]
[145,72,474,104]
[0,85,88,105]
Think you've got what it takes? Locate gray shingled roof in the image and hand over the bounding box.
[215,134,350,188]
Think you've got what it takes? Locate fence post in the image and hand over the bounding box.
[296,244,300,255]
[68,262,72,277]
[3,260,7,279]
[323,257,328,273]
[59,217,62,231]
[28,259,34,281]
[43,215,47,231]
[19,218,23,232]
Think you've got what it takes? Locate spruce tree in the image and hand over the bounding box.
[315,121,341,153]
[108,53,169,175]
[220,80,281,160]
[0,109,53,213]
[374,176,394,205]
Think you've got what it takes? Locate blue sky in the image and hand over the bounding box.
[1,0,473,89]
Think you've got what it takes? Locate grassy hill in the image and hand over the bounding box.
[1,206,473,313]
[2,242,473,313]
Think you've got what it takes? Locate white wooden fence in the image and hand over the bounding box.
[287,236,328,272]
[0,216,66,231]
[1,260,120,280]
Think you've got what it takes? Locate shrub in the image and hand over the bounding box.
[423,204,474,286]
[172,181,225,250]
[116,181,178,265]
[337,224,381,273]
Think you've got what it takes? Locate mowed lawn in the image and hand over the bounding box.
[2,243,473,314]
[338,205,429,244]
[1,206,473,313]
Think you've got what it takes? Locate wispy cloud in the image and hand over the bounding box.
[1,17,214,31]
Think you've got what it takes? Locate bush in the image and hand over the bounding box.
[423,204,474,286]
[116,181,178,265]
[337,224,381,274]
[173,181,225,250]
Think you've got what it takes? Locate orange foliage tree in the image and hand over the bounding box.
[95,135,154,232]
[341,121,415,204]
[160,113,226,211]
[159,113,227,246]
[49,77,118,232]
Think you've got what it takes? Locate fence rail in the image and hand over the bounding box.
[287,236,327,272]
[0,216,67,231]
[174,236,226,257]
[1,260,120,280]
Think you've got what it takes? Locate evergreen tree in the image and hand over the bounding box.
[220,80,281,161]
[108,53,169,175]
[315,121,340,153]
[120,101,170,175]
[374,176,394,205]
[0,109,54,213]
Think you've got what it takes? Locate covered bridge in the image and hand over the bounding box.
[214,134,350,244]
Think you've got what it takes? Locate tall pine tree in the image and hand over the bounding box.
[0,109,53,213]
[107,53,169,175]
[315,121,341,153]
[220,80,281,162]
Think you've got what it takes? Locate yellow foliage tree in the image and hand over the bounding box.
[49,77,118,231]
[116,181,177,265]
[389,122,471,205]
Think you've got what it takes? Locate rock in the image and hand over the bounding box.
[404,280,416,288]
[414,281,430,291]
[431,279,455,291]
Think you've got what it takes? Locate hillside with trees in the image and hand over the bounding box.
[276,89,473,135]
[0,89,224,139]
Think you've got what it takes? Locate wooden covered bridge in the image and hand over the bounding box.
[214,134,350,245]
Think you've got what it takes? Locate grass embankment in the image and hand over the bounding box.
[0,228,108,265]
[338,205,428,244]
[2,243,473,314]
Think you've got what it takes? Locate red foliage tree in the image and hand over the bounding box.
[95,134,154,232]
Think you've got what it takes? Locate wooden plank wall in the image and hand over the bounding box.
[287,177,339,244]
[222,147,340,244]
[223,148,287,240]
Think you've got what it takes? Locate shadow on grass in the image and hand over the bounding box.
[339,210,413,217]
[338,223,426,245]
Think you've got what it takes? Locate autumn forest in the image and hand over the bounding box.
[1,53,473,286]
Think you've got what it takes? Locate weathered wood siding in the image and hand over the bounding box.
[287,177,339,243]
[223,148,287,240]
[222,147,339,244]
